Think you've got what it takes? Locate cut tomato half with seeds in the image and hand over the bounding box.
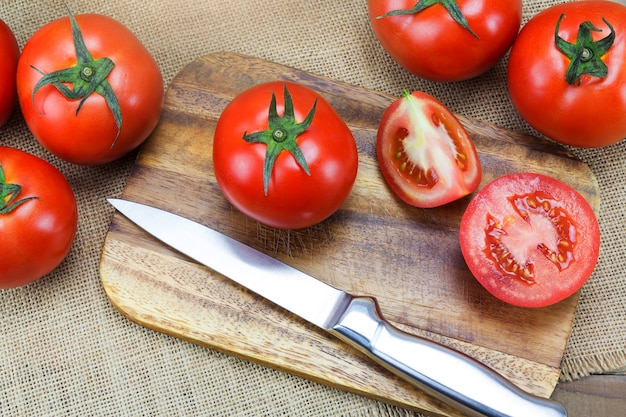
[460,173,600,308]
[376,90,481,208]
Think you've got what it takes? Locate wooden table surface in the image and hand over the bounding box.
[552,371,626,417]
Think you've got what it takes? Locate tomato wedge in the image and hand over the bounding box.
[376,90,481,208]
[460,173,600,308]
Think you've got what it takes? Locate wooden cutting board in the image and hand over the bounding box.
[100,52,600,416]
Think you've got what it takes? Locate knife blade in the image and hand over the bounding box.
[107,198,567,417]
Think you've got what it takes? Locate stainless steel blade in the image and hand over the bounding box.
[108,198,568,417]
[107,198,352,329]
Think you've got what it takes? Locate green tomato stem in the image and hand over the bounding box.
[555,14,615,86]
[30,9,123,148]
[377,0,479,39]
[242,84,316,196]
[0,165,39,214]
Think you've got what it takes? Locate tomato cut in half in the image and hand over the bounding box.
[460,173,600,308]
[376,90,481,208]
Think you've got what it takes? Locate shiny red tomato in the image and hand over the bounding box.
[460,173,600,308]
[508,1,626,148]
[0,146,78,288]
[17,12,163,164]
[213,82,358,229]
[0,19,19,127]
[368,0,522,82]
[376,90,481,208]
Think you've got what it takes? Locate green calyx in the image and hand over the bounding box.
[31,10,122,148]
[0,165,39,215]
[377,0,479,39]
[243,84,316,196]
[555,13,615,86]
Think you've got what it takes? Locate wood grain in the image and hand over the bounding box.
[100,52,600,416]
[553,373,626,417]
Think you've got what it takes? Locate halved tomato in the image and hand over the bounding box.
[376,90,481,208]
[459,173,600,308]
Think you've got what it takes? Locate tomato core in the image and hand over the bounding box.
[483,190,576,286]
[391,127,438,189]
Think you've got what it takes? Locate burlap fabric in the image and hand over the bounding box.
[1,0,625,415]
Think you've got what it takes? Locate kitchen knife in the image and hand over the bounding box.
[107,198,567,417]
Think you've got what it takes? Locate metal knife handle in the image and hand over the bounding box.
[329,297,567,417]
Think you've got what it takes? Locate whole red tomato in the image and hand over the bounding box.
[368,0,522,82]
[213,82,358,229]
[508,1,626,147]
[0,146,78,288]
[460,173,600,308]
[377,90,481,208]
[0,19,19,127]
[17,12,164,164]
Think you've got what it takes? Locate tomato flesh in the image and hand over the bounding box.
[460,173,600,308]
[377,90,481,208]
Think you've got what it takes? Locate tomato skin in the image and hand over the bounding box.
[508,1,626,148]
[0,146,78,288]
[376,90,481,208]
[0,19,19,127]
[16,14,164,165]
[459,173,600,308]
[213,82,358,230]
[368,0,522,82]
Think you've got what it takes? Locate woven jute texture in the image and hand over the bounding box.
[1,0,625,416]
